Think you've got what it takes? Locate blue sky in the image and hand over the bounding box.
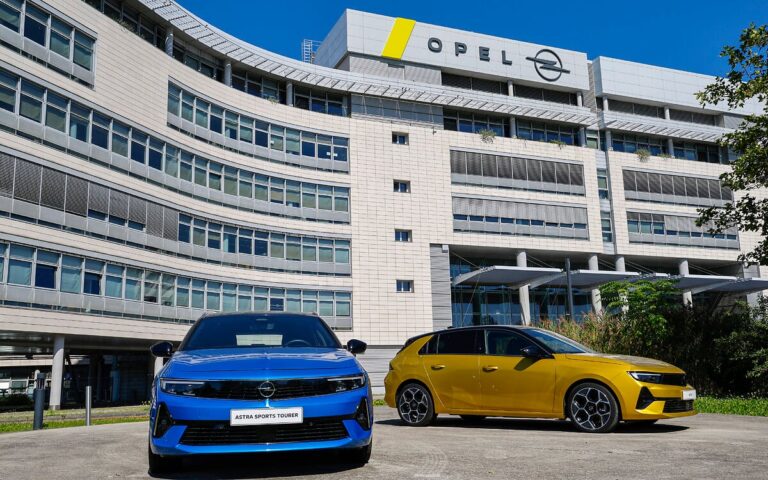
[178,0,768,76]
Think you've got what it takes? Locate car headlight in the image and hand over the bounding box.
[629,372,663,384]
[160,379,206,396]
[327,375,366,392]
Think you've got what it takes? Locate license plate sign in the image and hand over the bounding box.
[230,407,303,426]
[682,389,696,401]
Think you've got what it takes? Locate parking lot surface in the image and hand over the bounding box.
[2,407,767,480]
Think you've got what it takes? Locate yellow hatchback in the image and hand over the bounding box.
[384,326,696,433]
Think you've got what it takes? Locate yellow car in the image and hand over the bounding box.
[384,326,696,433]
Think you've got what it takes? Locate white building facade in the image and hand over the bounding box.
[0,2,764,403]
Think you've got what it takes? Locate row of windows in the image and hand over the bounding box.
[168,84,349,164]
[513,85,579,106]
[0,67,350,220]
[516,120,580,146]
[442,73,507,96]
[177,214,350,264]
[420,328,539,356]
[626,212,738,241]
[293,87,346,117]
[622,170,732,202]
[0,154,351,274]
[0,242,352,317]
[449,150,585,193]
[609,133,725,164]
[599,98,719,126]
[454,214,588,231]
[443,110,509,137]
[0,0,94,71]
[83,0,164,48]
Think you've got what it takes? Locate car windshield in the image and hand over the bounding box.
[525,328,594,354]
[181,314,341,350]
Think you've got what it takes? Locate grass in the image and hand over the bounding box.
[373,399,387,407]
[696,397,768,416]
[0,416,147,434]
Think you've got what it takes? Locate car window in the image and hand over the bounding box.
[525,328,593,354]
[436,330,483,355]
[181,314,341,350]
[485,330,533,356]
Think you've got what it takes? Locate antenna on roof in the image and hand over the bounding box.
[301,39,321,64]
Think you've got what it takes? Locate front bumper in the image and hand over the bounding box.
[149,387,372,456]
[622,383,697,421]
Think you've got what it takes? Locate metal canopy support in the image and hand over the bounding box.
[517,252,531,326]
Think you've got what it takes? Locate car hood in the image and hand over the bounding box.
[564,353,678,370]
[163,348,363,379]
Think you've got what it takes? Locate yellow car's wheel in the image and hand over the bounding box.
[567,382,620,433]
[397,383,435,427]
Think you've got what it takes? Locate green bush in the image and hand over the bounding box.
[538,282,768,397]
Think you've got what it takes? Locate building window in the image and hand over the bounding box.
[394,180,410,193]
[513,84,578,106]
[395,229,412,242]
[396,280,413,293]
[444,110,508,137]
[601,212,613,242]
[392,133,409,145]
[516,120,579,146]
[597,169,609,199]
[611,133,667,156]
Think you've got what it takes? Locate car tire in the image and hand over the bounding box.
[567,382,620,433]
[460,415,486,422]
[148,443,181,474]
[341,441,372,465]
[396,383,435,427]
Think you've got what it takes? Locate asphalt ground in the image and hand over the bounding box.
[2,406,767,480]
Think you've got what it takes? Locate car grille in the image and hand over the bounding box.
[179,417,349,446]
[187,379,337,401]
[663,399,694,413]
[659,374,687,386]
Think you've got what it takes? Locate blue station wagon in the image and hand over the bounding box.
[148,312,372,473]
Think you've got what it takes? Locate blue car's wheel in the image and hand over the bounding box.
[148,443,181,474]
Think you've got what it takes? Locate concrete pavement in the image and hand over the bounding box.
[2,407,767,479]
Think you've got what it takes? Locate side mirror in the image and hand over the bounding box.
[521,345,546,359]
[346,339,367,355]
[150,341,174,358]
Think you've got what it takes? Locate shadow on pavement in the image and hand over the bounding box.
[149,451,365,479]
[376,416,689,434]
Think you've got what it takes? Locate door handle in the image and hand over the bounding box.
[430,364,446,370]
[482,366,499,372]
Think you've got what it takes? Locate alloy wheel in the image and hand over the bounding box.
[570,386,613,432]
[398,385,431,425]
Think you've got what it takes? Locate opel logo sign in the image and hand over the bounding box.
[526,49,570,82]
[258,381,276,398]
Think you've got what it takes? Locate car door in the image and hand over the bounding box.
[479,328,557,414]
[423,329,484,412]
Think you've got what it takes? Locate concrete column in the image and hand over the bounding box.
[615,256,626,272]
[604,130,613,150]
[286,82,294,107]
[588,254,602,314]
[579,127,587,147]
[663,106,670,120]
[517,251,531,326]
[154,356,164,377]
[509,116,516,138]
[164,28,174,57]
[223,62,232,87]
[577,92,583,107]
[679,259,693,305]
[602,97,609,111]
[49,335,65,410]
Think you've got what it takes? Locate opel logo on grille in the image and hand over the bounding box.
[258,381,276,398]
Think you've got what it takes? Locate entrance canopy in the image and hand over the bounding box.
[452,266,638,289]
[453,266,768,295]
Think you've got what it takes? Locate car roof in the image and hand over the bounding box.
[198,311,322,320]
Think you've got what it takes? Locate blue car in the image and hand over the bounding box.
[148,312,372,473]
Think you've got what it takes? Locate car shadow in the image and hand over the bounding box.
[376,416,688,434]
[148,451,365,479]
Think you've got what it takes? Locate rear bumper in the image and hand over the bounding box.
[149,388,372,456]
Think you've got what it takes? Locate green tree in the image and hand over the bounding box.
[696,24,768,264]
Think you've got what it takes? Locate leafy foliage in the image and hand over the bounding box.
[695,24,768,264]
[539,281,768,396]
